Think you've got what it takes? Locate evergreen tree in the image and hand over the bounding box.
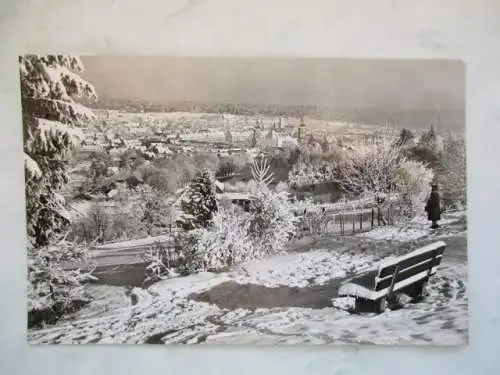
[249,128,258,148]
[396,128,415,147]
[224,127,233,144]
[439,133,466,208]
[321,133,330,153]
[21,55,97,247]
[179,169,218,230]
[419,124,437,150]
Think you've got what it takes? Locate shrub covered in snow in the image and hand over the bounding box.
[142,242,181,283]
[196,207,254,271]
[332,132,405,198]
[391,159,434,220]
[329,131,433,220]
[136,184,174,235]
[28,237,96,327]
[174,230,206,275]
[248,183,299,256]
[439,133,466,209]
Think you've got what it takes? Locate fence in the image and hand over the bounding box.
[296,204,397,237]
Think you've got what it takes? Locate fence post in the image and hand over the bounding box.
[371,208,374,228]
[352,214,355,234]
[360,212,363,231]
[340,214,344,236]
[377,206,381,226]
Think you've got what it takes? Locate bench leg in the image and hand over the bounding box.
[373,298,386,314]
[403,280,428,302]
[355,298,386,314]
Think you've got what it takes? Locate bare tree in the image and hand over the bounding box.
[251,155,274,186]
[333,134,403,199]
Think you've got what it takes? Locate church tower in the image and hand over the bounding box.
[297,114,307,142]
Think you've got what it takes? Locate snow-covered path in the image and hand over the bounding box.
[28,213,468,345]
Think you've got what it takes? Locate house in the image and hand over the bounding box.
[99,170,144,197]
[290,181,342,203]
[214,180,225,194]
[219,192,255,212]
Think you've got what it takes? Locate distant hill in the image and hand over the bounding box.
[87,97,464,133]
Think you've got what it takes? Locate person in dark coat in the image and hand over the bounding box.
[425,184,441,229]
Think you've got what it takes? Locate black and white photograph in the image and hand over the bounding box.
[23,56,467,345]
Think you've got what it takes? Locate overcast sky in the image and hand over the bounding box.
[80,57,465,111]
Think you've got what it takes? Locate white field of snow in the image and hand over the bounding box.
[358,212,466,242]
[28,213,467,345]
[228,249,377,288]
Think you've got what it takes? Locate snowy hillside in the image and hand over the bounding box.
[28,212,467,345]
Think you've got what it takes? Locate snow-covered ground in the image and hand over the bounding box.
[28,212,467,345]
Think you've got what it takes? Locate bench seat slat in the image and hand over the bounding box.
[343,269,379,290]
[375,255,443,291]
[377,241,446,269]
[379,247,445,278]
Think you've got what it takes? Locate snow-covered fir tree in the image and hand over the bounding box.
[178,169,218,230]
[21,55,97,247]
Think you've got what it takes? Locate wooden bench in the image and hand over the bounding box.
[337,240,446,313]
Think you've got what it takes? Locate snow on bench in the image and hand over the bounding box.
[337,240,446,313]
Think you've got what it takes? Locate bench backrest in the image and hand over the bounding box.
[373,241,446,294]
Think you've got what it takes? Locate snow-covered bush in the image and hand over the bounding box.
[174,230,205,275]
[439,133,466,209]
[319,130,435,221]
[248,183,298,256]
[196,207,255,271]
[28,237,96,327]
[142,242,179,283]
[275,181,289,193]
[391,159,434,220]
[136,184,172,235]
[332,132,404,198]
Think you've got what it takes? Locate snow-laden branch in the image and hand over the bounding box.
[251,155,274,186]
